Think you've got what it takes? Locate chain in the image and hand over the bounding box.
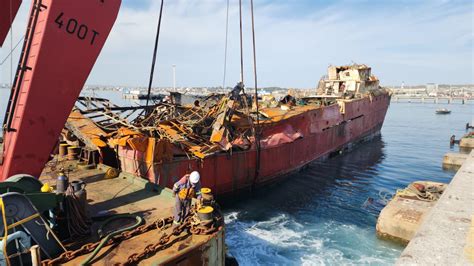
[124,214,221,265]
[40,212,222,265]
[41,216,174,265]
[125,218,188,265]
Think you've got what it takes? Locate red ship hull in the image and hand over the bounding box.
[118,93,391,196]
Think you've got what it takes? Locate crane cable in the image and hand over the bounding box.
[0,36,24,66]
[234,1,254,159]
[238,0,244,84]
[250,0,259,123]
[222,0,230,89]
[145,0,165,107]
[249,0,261,190]
[10,0,14,86]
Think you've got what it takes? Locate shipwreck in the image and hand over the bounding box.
[63,64,391,197]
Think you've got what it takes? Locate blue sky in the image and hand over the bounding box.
[1,0,473,88]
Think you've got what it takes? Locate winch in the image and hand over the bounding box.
[192,188,222,232]
[0,172,91,264]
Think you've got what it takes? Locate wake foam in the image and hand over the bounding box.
[224,212,399,266]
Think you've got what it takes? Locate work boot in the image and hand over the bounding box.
[172,220,180,229]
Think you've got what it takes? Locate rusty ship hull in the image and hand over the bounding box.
[118,92,390,197]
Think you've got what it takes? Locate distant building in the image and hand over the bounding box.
[426,83,438,92]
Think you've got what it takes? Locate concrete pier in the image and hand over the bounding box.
[443,152,468,168]
[376,182,445,243]
[397,151,474,265]
[391,96,472,104]
[460,137,474,150]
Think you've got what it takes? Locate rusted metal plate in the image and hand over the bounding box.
[65,110,108,150]
[259,105,317,123]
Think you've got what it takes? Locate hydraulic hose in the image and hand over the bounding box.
[81,215,143,265]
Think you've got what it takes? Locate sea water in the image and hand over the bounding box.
[223,101,473,265]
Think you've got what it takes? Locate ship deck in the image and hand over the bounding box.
[40,162,223,265]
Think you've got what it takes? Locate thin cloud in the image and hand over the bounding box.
[1,0,472,87]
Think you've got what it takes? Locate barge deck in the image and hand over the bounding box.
[38,163,224,265]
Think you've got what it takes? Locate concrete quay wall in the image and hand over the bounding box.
[397,151,474,265]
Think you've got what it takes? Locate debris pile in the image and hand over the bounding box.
[70,83,259,161]
[63,65,389,167]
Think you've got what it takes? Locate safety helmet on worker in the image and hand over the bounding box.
[189,171,200,184]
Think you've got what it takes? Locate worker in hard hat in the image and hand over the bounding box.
[172,171,202,226]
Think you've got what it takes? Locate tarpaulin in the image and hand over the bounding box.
[260,124,303,149]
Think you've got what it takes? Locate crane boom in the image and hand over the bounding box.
[0,0,22,47]
[0,0,121,180]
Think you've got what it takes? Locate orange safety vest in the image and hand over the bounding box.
[178,187,195,200]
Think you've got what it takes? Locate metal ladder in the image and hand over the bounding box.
[2,0,46,134]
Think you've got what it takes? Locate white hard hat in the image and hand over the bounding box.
[189,171,200,184]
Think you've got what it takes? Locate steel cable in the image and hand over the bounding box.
[145,0,165,107]
[239,0,244,83]
[0,37,24,67]
[249,0,261,190]
[10,0,13,85]
[222,0,230,89]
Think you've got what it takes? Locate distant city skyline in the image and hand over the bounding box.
[1,82,474,90]
[0,0,472,88]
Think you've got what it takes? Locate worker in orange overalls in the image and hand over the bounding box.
[172,171,202,226]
